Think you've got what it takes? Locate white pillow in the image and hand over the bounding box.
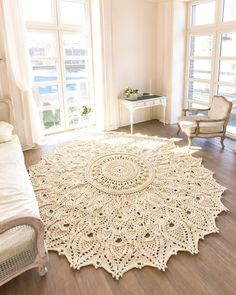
[0,121,14,143]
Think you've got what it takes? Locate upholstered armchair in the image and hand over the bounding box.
[177,96,232,148]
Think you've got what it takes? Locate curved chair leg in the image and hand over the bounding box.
[38,266,48,276]
[220,137,225,149]
[188,136,192,149]
[177,123,181,135]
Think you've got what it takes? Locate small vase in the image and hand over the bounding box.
[126,93,138,101]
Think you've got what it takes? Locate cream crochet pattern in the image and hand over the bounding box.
[29,133,227,279]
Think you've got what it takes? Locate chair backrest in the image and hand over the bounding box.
[0,98,14,124]
[208,96,232,120]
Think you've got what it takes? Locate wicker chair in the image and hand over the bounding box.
[177,96,232,148]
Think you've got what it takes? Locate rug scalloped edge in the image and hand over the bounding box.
[45,217,225,280]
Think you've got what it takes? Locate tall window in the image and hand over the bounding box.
[185,0,236,136]
[21,0,94,133]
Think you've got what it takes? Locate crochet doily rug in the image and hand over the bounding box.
[29,133,227,279]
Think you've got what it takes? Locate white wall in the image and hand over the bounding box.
[155,0,187,124]
[170,0,187,123]
[155,0,173,124]
[104,0,187,130]
[105,0,158,130]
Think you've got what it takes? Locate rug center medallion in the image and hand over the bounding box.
[85,153,155,195]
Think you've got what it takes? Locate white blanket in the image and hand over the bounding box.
[0,135,40,222]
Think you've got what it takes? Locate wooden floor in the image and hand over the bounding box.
[1,120,236,295]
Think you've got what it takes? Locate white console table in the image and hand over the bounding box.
[119,95,167,134]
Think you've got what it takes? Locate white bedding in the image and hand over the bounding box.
[0,135,40,222]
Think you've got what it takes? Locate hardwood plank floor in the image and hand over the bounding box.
[1,120,236,295]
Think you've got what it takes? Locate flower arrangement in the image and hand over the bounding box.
[80,105,92,117]
[123,87,140,99]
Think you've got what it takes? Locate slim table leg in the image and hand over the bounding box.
[130,110,134,134]
[119,102,121,128]
[163,105,166,125]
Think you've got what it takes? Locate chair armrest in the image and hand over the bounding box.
[195,118,226,135]
[183,108,210,116]
[0,216,47,263]
[0,216,43,234]
[0,216,48,286]
[196,118,225,123]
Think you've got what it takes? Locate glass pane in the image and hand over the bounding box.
[35,84,61,130]
[65,59,89,80]
[22,0,53,23]
[34,85,60,108]
[60,0,86,25]
[66,83,78,104]
[223,0,236,22]
[66,82,90,103]
[32,59,57,83]
[68,105,79,126]
[63,35,88,57]
[227,113,236,134]
[218,85,236,134]
[27,33,56,58]
[188,81,210,102]
[218,85,236,110]
[40,109,61,130]
[192,1,215,26]
[221,33,236,57]
[187,101,209,115]
[189,59,211,80]
[219,60,236,83]
[190,35,213,56]
[68,103,93,127]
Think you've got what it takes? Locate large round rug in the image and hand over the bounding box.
[29,133,227,279]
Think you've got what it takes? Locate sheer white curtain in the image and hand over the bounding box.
[91,0,119,131]
[1,0,44,148]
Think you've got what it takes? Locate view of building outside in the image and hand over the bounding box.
[22,0,94,133]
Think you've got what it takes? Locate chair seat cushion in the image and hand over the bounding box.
[179,119,224,135]
[177,114,209,122]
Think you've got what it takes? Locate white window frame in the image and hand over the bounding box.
[185,0,236,137]
[24,0,94,134]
